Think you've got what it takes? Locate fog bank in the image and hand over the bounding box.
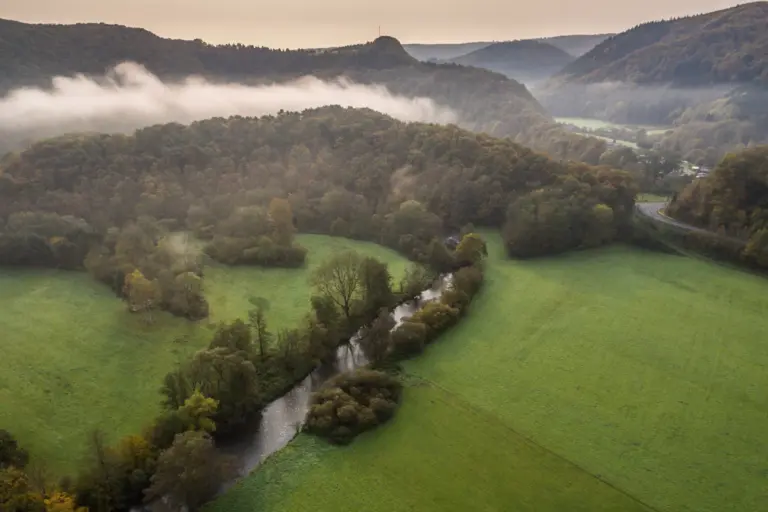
[0,62,457,144]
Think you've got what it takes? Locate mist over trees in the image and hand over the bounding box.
[0,20,612,165]
[537,3,768,165]
[0,107,636,311]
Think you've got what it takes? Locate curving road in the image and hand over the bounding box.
[635,202,747,246]
[635,202,707,233]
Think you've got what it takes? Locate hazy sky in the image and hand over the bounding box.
[0,0,746,48]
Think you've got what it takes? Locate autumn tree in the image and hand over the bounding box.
[455,233,488,266]
[176,391,219,434]
[123,269,161,322]
[144,431,235,512]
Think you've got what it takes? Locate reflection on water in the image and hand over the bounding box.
[228,275,450,477]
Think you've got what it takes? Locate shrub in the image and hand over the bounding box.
[390,321,428,360]
[304,370,402,444]
[409,301,460,339]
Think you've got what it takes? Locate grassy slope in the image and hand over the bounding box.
[213,234,768,512]
[0,235,408,476]
[212,384,649,512]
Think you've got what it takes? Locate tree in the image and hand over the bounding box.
[359,257,394,315]
[0,467,45,512]
[268,197,295,246]
[426,238,455,273]
[123,269,161,322]
[0,430,29,469]
[454,233,487,266]
[176,390,219,434]
[358,309,395,366]
[310,251,363,320]
[208,319,252,353]
[144,431,235,512]
[399,263,435,299]
[42,492,86,512]
[248,305,272,360]
[167,272,208,320]
[185,348,262,432]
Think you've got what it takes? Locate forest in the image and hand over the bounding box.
[538,2,768,165]
[0,106,636,318]
[555,2,768,86]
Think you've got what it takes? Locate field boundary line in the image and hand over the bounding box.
[403,372,664,512]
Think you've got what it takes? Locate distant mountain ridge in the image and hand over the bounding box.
[538,34,614,57]
[445,40,574,84]
[404,33,612,63]
[403,42,492,61]
[0,18,612,166]
[556,1,768,85]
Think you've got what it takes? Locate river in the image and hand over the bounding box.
[225,275,450,478]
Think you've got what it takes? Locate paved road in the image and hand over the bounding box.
[635,202,706,233]
[635,202,746,246]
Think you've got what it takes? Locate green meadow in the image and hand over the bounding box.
[0,235,408,477]
[212,234,768,512]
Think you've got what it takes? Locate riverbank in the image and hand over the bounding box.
[210,233,768,512]
[0,234,409,476]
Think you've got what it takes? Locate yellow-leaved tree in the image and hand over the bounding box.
[123,269,162,323]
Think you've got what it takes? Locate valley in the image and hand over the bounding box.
[211,234,768,512]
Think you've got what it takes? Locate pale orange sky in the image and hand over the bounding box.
[0,0,748,48]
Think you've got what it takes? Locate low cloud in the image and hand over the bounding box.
[0,62,457,144]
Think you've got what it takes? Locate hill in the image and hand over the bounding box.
[446,40,574,85]
[403,34,611,64]
[0,106,635,276]
[0,19,613,163]
[403,42,492,61]
[538,34,613,57]
[556,2,768,85]
[538,3,768,165]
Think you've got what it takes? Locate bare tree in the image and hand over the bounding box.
[310,251,363,319]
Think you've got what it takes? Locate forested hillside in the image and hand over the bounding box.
[538,34,613,58]
[0,19,608,164]
[403,42,492,61]
[666,145,768,267]
[446,40,573,84]
[537,2,768,166]
[0,107,635,308]
[556,2,768,85]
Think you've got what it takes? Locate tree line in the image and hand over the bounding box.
[0,107,636,292]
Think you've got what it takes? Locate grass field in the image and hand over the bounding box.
[0,235,408,477]
[212,234,768,512]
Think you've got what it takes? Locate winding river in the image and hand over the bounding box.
[133,276,451,510]
[225,275,450,479]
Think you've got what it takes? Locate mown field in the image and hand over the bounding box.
[0,234,408,477]
[212,234,768,512]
